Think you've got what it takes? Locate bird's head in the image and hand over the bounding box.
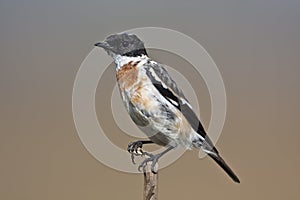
[95,33,147,58]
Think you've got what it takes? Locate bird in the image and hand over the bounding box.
[95,32,240,183]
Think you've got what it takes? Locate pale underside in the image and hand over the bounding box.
[115,56,202,149]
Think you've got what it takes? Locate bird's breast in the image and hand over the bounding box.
[115,60,195,148]
[116,61,140,92]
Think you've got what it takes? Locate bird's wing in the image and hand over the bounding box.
[144,60,217,153]
[144,61,241,183]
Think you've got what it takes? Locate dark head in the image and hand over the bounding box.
[95,33,147,58]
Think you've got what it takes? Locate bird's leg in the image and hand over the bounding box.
[127,140,154,164]
[138,145,175,173]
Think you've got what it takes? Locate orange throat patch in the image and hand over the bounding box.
[116,61,140,91]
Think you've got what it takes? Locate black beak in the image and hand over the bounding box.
[94,41,110,49]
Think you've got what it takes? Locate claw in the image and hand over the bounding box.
[127,141,172,173]
[151,160,158,173]
[127,141,145,164]
[131,152,136,164]
[138,157,150,172]
[138,153,159,173]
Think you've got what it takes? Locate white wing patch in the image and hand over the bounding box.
[167,98,179,107]
[148,67,169,89]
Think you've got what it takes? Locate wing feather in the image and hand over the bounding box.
[144,61,217,152]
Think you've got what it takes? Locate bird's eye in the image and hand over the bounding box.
[122,41,129,47]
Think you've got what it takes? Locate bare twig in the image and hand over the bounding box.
[143,162,158,200]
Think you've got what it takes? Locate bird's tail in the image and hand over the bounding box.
[206,151,240,183]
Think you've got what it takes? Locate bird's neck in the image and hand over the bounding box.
[123,48,148,57]
[114,54,149,71]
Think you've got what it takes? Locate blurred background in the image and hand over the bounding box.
[1,0,300,199]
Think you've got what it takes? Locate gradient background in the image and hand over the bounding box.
[1,0,300,199]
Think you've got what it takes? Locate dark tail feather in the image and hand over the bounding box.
[208,152,240,183]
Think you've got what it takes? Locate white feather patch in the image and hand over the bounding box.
[114,55,149,70]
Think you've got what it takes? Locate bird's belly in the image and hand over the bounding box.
[121,81,194,148]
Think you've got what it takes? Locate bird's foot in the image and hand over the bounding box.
[138,153,160,173]
[127,141,150,164]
